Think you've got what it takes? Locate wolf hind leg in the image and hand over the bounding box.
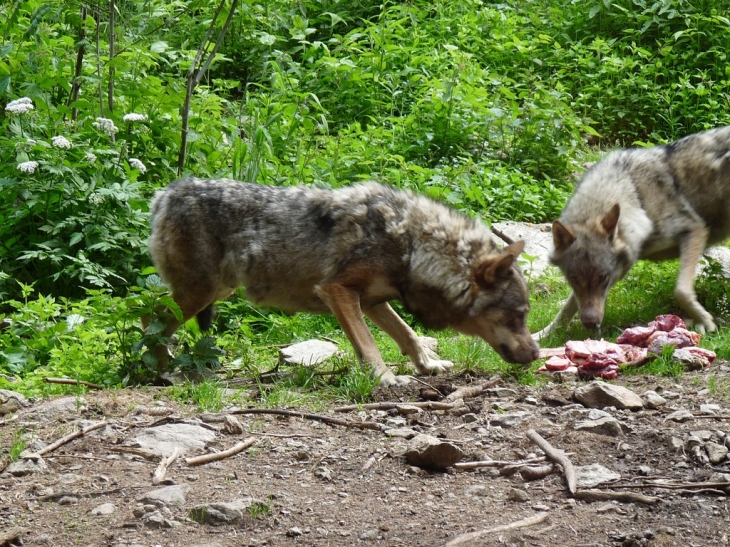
[676,226,716,333]
[363,302,453,375]
[532,292,578,341]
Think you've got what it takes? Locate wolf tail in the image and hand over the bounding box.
[196,305,214,331]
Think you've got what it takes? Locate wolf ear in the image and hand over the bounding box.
[478,240,524,286]
[601,203,621,240]
[552,220,576,252]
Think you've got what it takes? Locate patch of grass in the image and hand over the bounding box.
[335,364,379,403]
[9,429,27,462]
[165,379,228,412]
[248,498,272,519]
[629,345,684,378]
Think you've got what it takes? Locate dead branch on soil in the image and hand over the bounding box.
[454,456,547,470]
[37,420,107,456]
[526,429,576,496]
[185,437,256,467]
[152,447,180,484]
[107,446,161,461]
[43,377,104,390]
[444,512,549,546]
[575,489,660,504]
[444,378,502,402]
[334,401,457,413]
[598,481,730,492]
[231,408,383,431]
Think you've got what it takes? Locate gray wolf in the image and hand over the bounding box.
[534,126,730,340]
[148,178,539,386]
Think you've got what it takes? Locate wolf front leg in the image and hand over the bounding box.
[315,284,410,387]
[676,226,716,334]
[364,302,454,375]
[532,292,579,341]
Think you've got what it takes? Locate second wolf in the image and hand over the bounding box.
[535,125,730,340]
[149,178,539,386]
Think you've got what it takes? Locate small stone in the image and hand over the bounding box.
[287,527,304,537]
[405,434,464,471]
[575,463,621,488]
[664,409,694,422]
[507,488,530,502]
[642,390,667,409]
[705,442,729,464]
[669,436,684,452]
[90,502,116,515]
[359,529,379,541]
[462,413,479,423]
[574,416,624,437]
[574,382,644,410]
[700,404,721,415]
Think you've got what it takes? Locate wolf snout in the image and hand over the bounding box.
[580,308,603,330]
[499,341,540,364]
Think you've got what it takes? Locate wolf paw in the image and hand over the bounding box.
[415,358,454,375]
[376,369,412,387]
[693,317,717,335]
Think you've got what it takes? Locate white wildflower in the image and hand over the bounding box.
[129,158,147,173]
[17,161,39,174]
[5,97,34,115]
[123,113,147,123]
[89,193,105,205]
[86,152,97,163]
[52,135,72,149]
[92,117,119,135]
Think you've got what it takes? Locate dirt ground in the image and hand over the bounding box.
[1,366,730,547]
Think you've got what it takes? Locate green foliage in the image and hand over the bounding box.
[335,364,379,403]
[8,428,27,462]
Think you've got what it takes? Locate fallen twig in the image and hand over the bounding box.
[444,512,549,546]
[37,420,107,456]
[575,489,660,504]
[231,408,383,431]
[334,401,456,413]
[526,429,576,496]
[185,437,256,466]
[43,377,104,390]
[597,481,730,491]
[445,378,502,402]
[152,447,180,484]
[454,456,547,470]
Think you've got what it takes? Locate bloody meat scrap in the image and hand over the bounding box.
[536,314,715,379]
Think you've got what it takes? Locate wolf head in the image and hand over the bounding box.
[550,204,633,329]
[451,240,540,364]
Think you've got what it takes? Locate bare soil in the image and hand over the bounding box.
[2,367,730,547]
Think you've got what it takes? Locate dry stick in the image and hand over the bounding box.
[334,401,456,413]
[185,437,256,467]
[43,377,104,390]
[574,489,660,505]
[152,447,180,485]
[526,429,576,496]
[66,5,86,122]
[597,481,730,491]
[37,420,107,456]
[454,456,547,470]
[444,512,549,547]
[445,378,502,402]
[230,408,382,431]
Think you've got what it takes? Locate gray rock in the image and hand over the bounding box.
[491,221,553,279]
[574,416,624,437]
[142,510,179,528]
[384,427,418,439]
[190,498,257,525]
[507,488,530,502]
[642,390,667,409]
[22,396,86,420]
[138,484,190,508]
[665,409,694,422]
[90,502,116,516]
[574,382,644,410]
[0,389,29,415]
[699,404,721,415]
[705,442,729,464]
[131,423,217,457]
[490,411,530,428]
[4,454,47,476]
[576,463,621,488]
[404,434,464,470]
[280,339,340,366]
